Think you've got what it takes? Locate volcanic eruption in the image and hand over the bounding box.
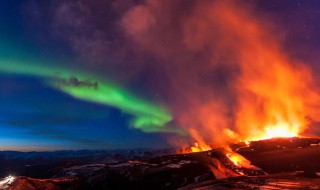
[122,1,320,185]
[138,0,320,151]
[1,0,320,189]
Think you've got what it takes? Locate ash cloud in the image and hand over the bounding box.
[56,76,98,89]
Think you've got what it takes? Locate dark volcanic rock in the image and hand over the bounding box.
[180,172,320,190]
[0,148,176,179]
[51,148,265,189]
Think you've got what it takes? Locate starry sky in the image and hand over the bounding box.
[0,0,320,151]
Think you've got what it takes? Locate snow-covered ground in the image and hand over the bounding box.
[0,176,15,189]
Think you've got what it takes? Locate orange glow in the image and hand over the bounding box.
[184,129,212,152]
[190,142,211,153]
[226,153,241,166]
[123,1,320,148]
[208,158,239,179]
[259,122,298,140]
[180,1,320,145]
[225,148,259,170]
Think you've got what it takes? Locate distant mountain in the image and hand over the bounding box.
[0,148,176,179]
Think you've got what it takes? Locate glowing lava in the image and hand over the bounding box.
[225,149,260,170]
[249,122,300,141]
[190,142,211,152]
[226,153,241,166]
[264,124,298,139]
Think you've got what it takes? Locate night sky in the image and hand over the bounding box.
[0,0,320,151]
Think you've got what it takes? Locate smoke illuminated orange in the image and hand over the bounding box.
[182,1,320,145]
[122,1,320,148]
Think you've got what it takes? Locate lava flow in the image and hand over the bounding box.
[225,148,260,170]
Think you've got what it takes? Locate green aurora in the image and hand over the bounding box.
[0,52,180,134]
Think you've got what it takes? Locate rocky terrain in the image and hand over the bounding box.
[2,137,320,189]
[0,148,175,179]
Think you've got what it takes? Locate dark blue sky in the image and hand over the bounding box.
[0,74,170,150]
[0,0,320,151]
[0,0,170,150]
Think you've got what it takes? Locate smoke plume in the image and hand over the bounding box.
[117,0,320,145]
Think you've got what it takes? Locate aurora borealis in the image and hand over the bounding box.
[0,57,174,133]
[0,42,178,150]
[0,1,177,150]
[1,0,320,151]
